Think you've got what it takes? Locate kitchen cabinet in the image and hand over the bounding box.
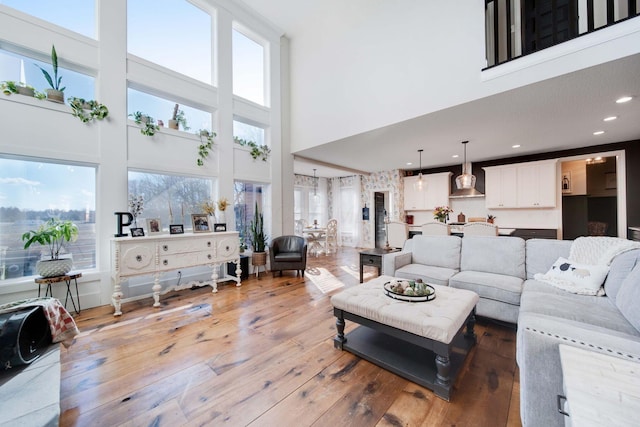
[485,160,556,209]
[516,161,557,207]
[111,231,241,316]
[484,166,518,208]
[403,172,451,211]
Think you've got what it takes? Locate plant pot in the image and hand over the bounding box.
[36,257,73,278]
[46,89,64,103]
[251,251,267,267]
[487,218,494,224]
[17,86,35,97]
[168,119,179,130]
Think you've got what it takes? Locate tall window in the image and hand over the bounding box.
[234,181,268,249]
[128,0,212,84]
[127,88,212,132]
[0,0,95,38]
[233,119,265,146]
[128,171,213,232]
[232,27,266,106]
[0,157,96,280]
[0,48,95,100]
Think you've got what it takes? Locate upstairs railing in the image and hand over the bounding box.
[485,0,639,68]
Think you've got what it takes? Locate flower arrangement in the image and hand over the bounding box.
[128,194,144,227]
[201,200,216,216]
[217,197,229,212]
[433,206,453,222]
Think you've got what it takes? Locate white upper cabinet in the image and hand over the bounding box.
[516,161,557,207]
[403,172,451,211]
[485,160,557,209]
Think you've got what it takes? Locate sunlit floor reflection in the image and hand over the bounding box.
[305,267,345,293]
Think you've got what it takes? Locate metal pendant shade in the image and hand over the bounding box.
[455,141,476,190]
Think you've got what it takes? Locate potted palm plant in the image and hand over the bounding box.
[21,218,79,277]
[35,45,65,103]
[250,202,268,271]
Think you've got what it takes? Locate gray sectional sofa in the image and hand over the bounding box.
[383,235,640,427]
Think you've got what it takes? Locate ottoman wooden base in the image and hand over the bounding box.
[333,307,476,401]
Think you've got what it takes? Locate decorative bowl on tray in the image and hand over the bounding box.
[384,279,436,302]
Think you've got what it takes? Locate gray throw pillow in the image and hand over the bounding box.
[604,249,640,303]
[616,263,640,333]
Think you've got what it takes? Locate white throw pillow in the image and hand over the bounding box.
[534,257,610,296]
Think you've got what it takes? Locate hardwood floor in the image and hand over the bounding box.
[60,247,522,427]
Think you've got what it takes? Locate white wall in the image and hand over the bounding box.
[0,1,287,310]
[288,2,640,152]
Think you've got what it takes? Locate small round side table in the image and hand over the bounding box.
[35,271,82,314]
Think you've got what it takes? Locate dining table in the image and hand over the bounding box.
[303,227,327,256]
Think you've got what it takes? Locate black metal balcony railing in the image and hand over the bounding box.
[485,0,640,68]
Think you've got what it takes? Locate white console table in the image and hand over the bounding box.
[111,231,241,316]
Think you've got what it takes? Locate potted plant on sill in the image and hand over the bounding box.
[21,218,79,278]
[196,129,216,166]
[250,202,268,271]
[35,45,65,103]
[129,111,160,136]
[233,137,271,162]
[168,103,190,131]
[69,97,109,123]
[2,81,36,97]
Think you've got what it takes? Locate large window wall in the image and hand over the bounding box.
[0,1,283,307]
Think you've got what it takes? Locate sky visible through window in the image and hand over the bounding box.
[0,0,95,38]
[233,28,265,106]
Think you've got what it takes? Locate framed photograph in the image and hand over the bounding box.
[130,227,145,237]
[214,223,227,232]
[169,224,184,235]
[605,172,616,189]
[146,218,162,235]
[562,171,572,193]
[192,214,211,233]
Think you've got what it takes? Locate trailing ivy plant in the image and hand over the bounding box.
[69,97,109,123]
[1,80,18,95]
[129,111,160,136]
[234,137,271,162]
[196,129,216,166]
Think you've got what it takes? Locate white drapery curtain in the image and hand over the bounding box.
[330,175,362,248]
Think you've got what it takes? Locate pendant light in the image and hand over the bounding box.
[313,168,319,199]
[413,149,425,192]
[455,141,476,190]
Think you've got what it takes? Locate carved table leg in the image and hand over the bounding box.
[151,272,162,307]
[112,279,123,316]
[235,259,242,287]
[211,263,219,293]
[465,309,477,344]
[435,354,451,387]
[334,311,347,350]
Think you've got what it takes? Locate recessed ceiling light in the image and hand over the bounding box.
[512,144,521,148]
[406,162,413,166]
[593,131,605,135]
[452,154,459,158]
[603,116,617,121]
[616,96,632,103]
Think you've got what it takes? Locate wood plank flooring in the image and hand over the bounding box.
[60,247,522,427]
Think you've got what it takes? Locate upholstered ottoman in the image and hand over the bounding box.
[331,275,479,400]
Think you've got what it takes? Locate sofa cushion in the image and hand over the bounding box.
[450,270,523,305]
[520,280,639,336]
[410,235,462,270]
[525,238,572,279]
[460,236,526,279]
[604,249,640,302]
[395,264,458,287]
[616,264,640,333]
[535,257,609,296]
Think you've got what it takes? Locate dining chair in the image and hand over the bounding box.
[462,222,498,236]
[324,219,339,254]
[387,221,409,249]
[420,222,451,235]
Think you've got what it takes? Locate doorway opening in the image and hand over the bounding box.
[561,152,625,239]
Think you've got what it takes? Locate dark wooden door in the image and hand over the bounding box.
[523,0,578,54]
[374,192,385,248]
